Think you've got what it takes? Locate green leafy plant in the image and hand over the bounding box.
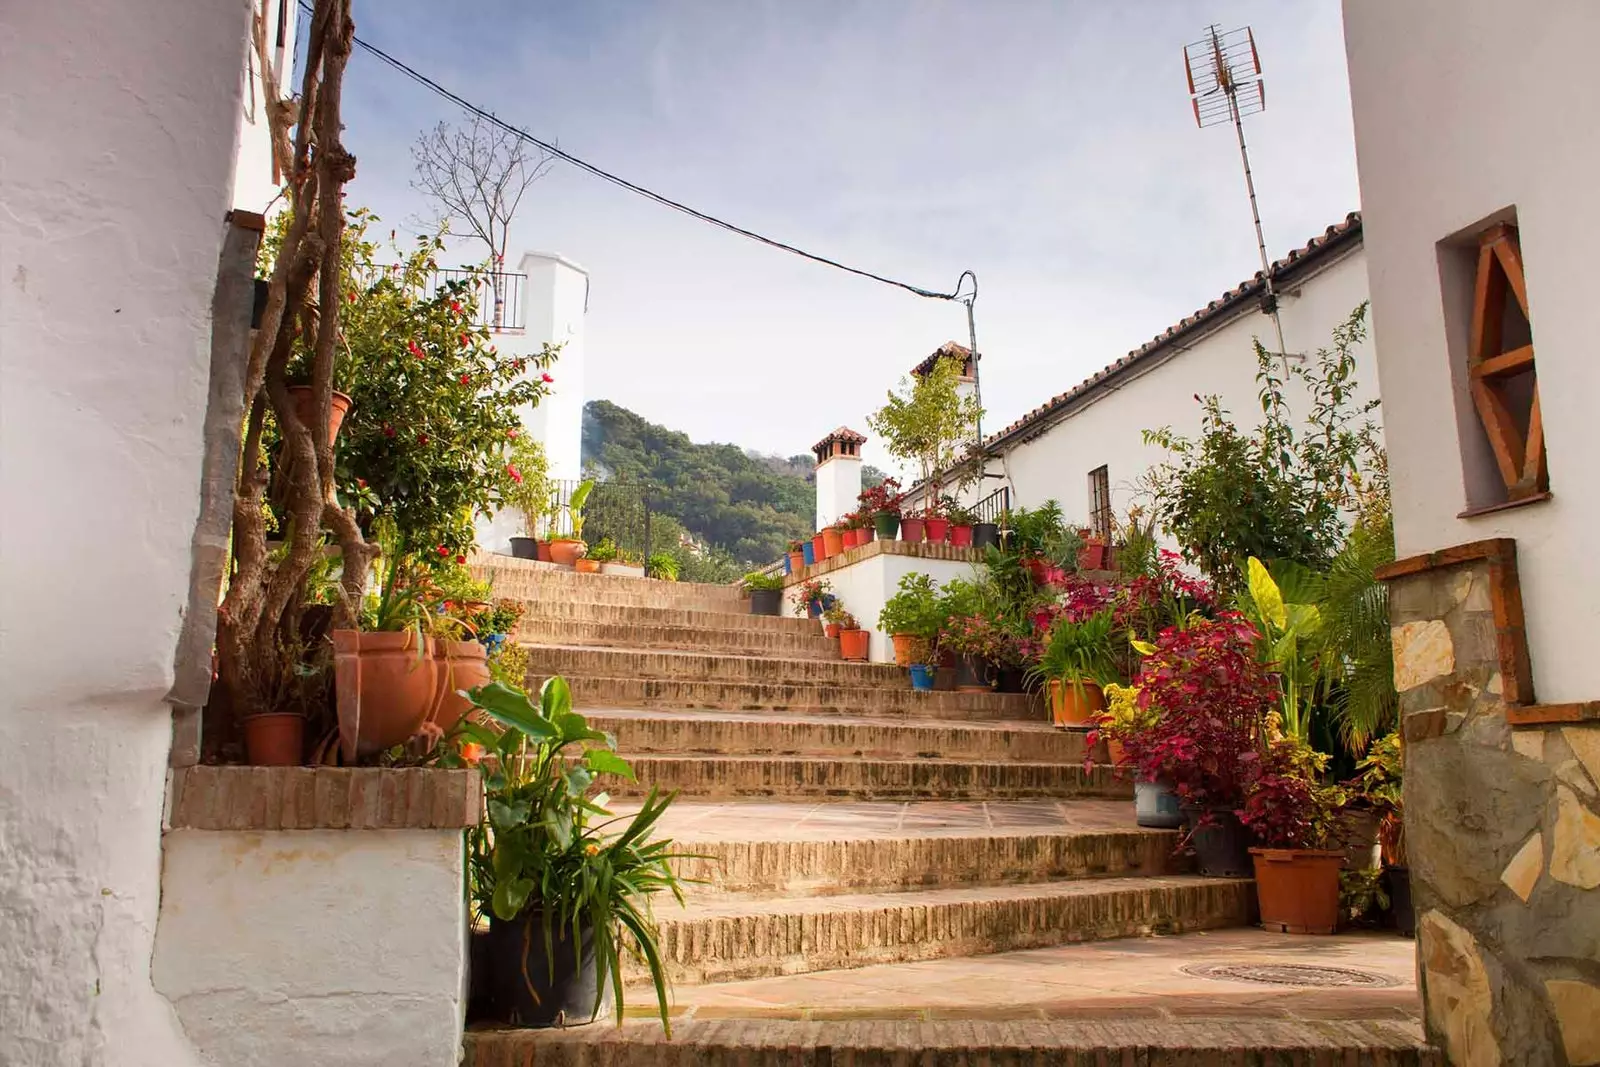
[587,538,619,564]
[1004,501,1083,570]
[461,678,688,1031]
[1237,736,1348,850]
[503,437,553,538]
[646,552,680,581]
[1355,731,1405,866]
[742,570,786,593]
[563,479,596,542]
[791,576,832,614]
[1028,608,1121,693]
[867,354,982,503]
[1238,556,1325,742]
[1318,494,1398,752]
[878,572,939,638]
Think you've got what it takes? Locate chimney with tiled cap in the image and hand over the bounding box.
[912,340,978,413]
[812,426,866,531]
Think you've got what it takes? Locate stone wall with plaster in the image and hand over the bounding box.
[1388,557,1599,1066]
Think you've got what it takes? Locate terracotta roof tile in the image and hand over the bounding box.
[813,426,867,453]
[911,340,975,378]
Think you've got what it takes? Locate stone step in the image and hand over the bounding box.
[585,709,1086,762]
[635,875,1254,986]
[514,600,821,636]
[518,618,839,659]
[622,798,1175,896]
[524,643,918,688]
[466,1018,1435,1067]
[605,754,1122,801]
[476,557,745,612]
[554,674,1042,721]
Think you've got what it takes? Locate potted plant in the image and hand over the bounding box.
[908,663,936,691]
[800,538,817,567]
[793,577,833,620]
[1121,614,1275,877]
[1028,608,1119,729]
[867,352,982,548]
[460,678,686,1030]
[822,600,847,639]
[786,539,806,574]
[646,552,679,582]
[1355,732,1411,935]
[990,618,1030,693]
[549,479,594,567]
[972,509,1001,551]
[923,500,951,544]
[878,573,937,667]
[601,545,645,579]
[1239,738,1350,934]
[811,530,827,563]
[859,478,904,541]
[900,511,927,543]
[742,570,786,616]
[1007,503,1081,584]
[574,535,607,575]
[941,613,1003,692]
[838,613,870,661]
[503,438,552,561]
[1088,682,1184,827]
[945,500,979,549]
[821,523,845,559]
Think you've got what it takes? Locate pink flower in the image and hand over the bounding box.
[507,463,523,485]
[541,372,554,384]
[459,373,472,385]
[459,332,470,347]
[506,429,519,440]
[407,340,425,359]
[455,554,467,565]
[436,545,449,557]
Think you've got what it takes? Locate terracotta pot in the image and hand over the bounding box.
[787,551,806,573]
[1105,738,1126,767]
[949,524,973,548]
[924,517,950,543]
[1024,557,1053,586]
[509,537,538,560]
[574,558,601,573]
[536,540,553,563]
[1047,679,1105,728]
[549,539,585,566]
[890,633,924,668]
[900,517,926,542]
[839,629,870,661]
[822,528,844,558]
[331,630,438,758]
[1078,541,1107,571]
[858,525,875,545]
[287,385,353,443]
[824,622,842,639]
[242,712,304,766]
[812,533,827,561]
[1251,848,1345,933]
[429,639,491,735]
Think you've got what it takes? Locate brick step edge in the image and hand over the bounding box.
[635,877,1254,986]
[555,676,1043,721]
[464,1018,1437,1067]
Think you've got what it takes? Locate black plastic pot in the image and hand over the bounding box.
[994,666,1026,693]
[509,536,539,560]
[1182,805,1253,878]
[480,911,613,1028]
[972,522,1001,550]
[1386,865,1415,937]
[749,588,783,616]
[953,654,992,692]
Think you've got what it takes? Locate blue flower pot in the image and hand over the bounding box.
[808,599,822,618]
[908,664,935,691]
[783,554,792,575]
[801,542,816,566]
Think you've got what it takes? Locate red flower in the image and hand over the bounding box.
[459,373,472,385]
[382,423,396,438]
[507,463,523,485]
[541,372,554,384]
[459,333,470,347]
[436,545,450,557]
[506,429,519,440]
[455,554,467,565]
[356,477,367,488]
[346,291,357,303]
[514,359,525,372]
[450,300,463,314]
[417,433,429,445]
[408,340,425,359]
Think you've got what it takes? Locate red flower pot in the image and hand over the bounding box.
[536,540,553,563]
[858,525,875,545]
[1078,541,1107,570]
[1024,557,1052,585]
[822,528,844,558]
[839,629,870,661]
[841,528,858,550]
[949,525,973,548]
[900,518,926,542]
[812,533,827,561]
[824,622,842,639]
[924,517,950,543]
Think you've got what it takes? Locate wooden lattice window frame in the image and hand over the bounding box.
[1088,465,1112,542]
[1467,222,1548,503]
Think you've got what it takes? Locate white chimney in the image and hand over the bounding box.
[813,426,866,530]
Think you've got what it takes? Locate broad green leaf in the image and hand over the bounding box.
[584,750,636,781]
[565,765,595,797]
[1286,602,1323,638]
[1248,557,1287,630]
[487,797,531,829]
[469,681,559,740]
[540,676,573,719]
[493,877,534,922]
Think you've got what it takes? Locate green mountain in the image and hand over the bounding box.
[581,400,886,565]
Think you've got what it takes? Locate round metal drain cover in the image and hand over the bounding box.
[1181,962,1397,988]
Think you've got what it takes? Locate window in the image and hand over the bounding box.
[1088,465,1111,541]
[1449,219,1548,511]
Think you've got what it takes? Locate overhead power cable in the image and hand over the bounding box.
[305,2,972,303]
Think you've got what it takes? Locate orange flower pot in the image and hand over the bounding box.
[839,629,870,661]
[242,712,305,766]
[331,630,438,758]
[429,638,492,735]
[536,540,553,563]
[549,539,585,567]
[890,633,925,667]
[1105,738,1126,767]
[287,385,353,444]
[812,533,827,561]
[824,622,842,639]
[822,528,844,558]
[787,551,806,573]
[1250,849,1345,934]
[1047,679,1105,728]
[574,558,601,573]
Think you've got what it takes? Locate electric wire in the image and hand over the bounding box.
[303,2,972,303]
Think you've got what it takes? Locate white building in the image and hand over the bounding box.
[901,214,1376,538]
[233,0,297,216]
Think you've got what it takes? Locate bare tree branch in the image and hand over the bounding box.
[411,112,555,268]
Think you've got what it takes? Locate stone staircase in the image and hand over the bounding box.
[465,557,1430,1065]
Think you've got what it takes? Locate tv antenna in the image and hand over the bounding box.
[1184,25,1295,363]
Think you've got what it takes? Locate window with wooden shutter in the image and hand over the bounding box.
[1467,222,1548,503]
[1088,465,1111,541]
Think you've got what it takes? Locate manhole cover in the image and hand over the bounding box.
[1181,962,1398,988]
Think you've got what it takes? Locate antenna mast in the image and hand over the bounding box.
[1184,25,1293,363]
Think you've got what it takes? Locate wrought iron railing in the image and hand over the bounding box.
[972,485,1011,525]
[545,478,654,563]
[422,268,525,332]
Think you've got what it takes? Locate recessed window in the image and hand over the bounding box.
[1088,465,1111,541]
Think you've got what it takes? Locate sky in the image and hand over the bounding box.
[333,0,1361,478]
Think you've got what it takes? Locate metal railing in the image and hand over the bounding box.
[422,268,525,332]
[972,485,1011,525]
[545,478,654,563]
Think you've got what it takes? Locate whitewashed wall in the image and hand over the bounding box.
[153,830,467,1067]
[1343,0,1600,702]
[985,248,1376,535]
[816,454,862,531]
[786,554,982,664]
[233,0,297,215]
[0,1,251,1064]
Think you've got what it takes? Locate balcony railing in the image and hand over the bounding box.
[972,485,1011,525]
[422,268,525,332]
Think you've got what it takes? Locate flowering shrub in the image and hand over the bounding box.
[793,577,833,615]
[1087,682,1159,767]
[1111,549,1216,637]
[938,613,1010,661]
[1237,738,1347,849]
[1120,614,1276,809]
[857,477,904,518]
